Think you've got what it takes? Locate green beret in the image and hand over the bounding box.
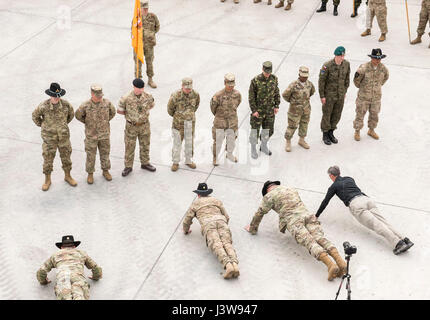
[334,46,346,56]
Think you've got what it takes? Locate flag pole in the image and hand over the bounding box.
[405,0,412,43]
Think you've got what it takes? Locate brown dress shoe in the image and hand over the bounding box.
[171,163,179,172]
[141,163,156,172]
[122,167,133,177]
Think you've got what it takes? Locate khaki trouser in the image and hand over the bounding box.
[212,127,237,159]
[205,220,238,268]
[349,196,403,248]
[55,271,90,300]
[172,121,194,164]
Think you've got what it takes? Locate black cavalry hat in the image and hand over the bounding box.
[368,48,386,59]
[193,183,213,196]
[45,82,66,97]
[56,235,81,249]
[262,180,280,197]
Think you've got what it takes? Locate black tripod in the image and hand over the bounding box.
[335,254,352,300]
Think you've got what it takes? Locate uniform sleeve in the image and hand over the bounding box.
[248,78,257,113]
[194,92,200,112]
[249,197,273,235]
[210,94,219,115]
[273,78,280,108]
[318,64,328,98]
[75,104,86,124]
[153,14,160,33]
[167,94,176,117]
[310,82,316,96]
[36,256,55,284]
[108,101,116,120]
[353,65,365,88]
[219,204,230,223]
[32,104,43,127]
[149,95,155,110]
[183,204,196,233]
[282,82,294,103]
[118,96,126,114]
[83,252,103,280]
[67,103,74,124]
[382,65,389,86]
[237,91,242,108]
[345,62,351,91]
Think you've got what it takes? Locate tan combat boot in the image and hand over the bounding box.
[226,153,238,163]
[234,0,240,3]
[328,248,347,277]
[319,252,339,281]
[171,163,179,172]
[42,174,51,191]
[103,170,112,181]
[221,0,226,2]
[367,129,379,140]
[268,0,272,5]
[213,156,219,166]
[285,139,291,152]
[275,0,284,8]
[410,34,422,45]
[298,137,310,149]
[354,130,360,141]
[64,171,77,187]
[254,0,261,3]
[186,162,196,169]
[378,33,386,42]
[87,173,94,184]
[361,29,371,37]
[232,262,240,278]
[223,262,235,279]
[148,77,157,89]
[285,3,292,10]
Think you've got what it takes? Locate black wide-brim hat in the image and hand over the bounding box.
[262,180,280,197]
[55,235,81,249]
[193,182,213,196]
[45,82,66,97]
[368,48,386,59]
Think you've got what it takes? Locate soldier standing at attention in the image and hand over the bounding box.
[248,61,280,159]
[36,235,102,300]
[282,66,315,152]
[118,78,156,177]
[318,46,351,145]
[361,0,388,42]
[32,83,77,191]
[168,78,200,172]
[245,181,347,281]
[183,183,240,279]
[274,0,294,11]
[211,73,242,166]
[410,0,430,48]
[353,49,389,141]
[75,85,116,184]
[133,1,160,88]
[316,0,340,16]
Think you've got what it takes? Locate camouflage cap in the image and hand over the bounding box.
[91,84,104,97]
[224,73,235,86]
[299,66,309,77]
[141,1,149,8]
[262,61,273,73]
[182,77,193,89]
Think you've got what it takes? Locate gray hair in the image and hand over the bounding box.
[327,166,340,177]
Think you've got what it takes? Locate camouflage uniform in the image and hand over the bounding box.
[318,59,351,132]
[353,62,389,130]
[248,73,280,144]
[183,196,238,268]
[75,98,116,173]
[249,186,335,259]
[37,248,102,300]
[118,90,155,168]
[322,0,340,5]
[282,78,315,140]
[167,88,200,164]
[211,87,242,160]
[368,0,388,34]
[417,0,430,37]
[32,99,74,174]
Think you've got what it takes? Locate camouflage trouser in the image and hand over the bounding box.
[124,121,151,168]
[278,0,295,4]
[55,272,89,300]
[321,98,345,132]
[205,220,238,268]
[249,113,275,145]
[85,138,111,173]
[133,45,154,78]
[42,135,72,174]
[322,0,340,5]
[172,121,195,164]
[417,1,430,36]
[353,98,381,130]
[286,215,335,260]
[212,127,237,158]
[369,2,388,34]
[284,104,310,140]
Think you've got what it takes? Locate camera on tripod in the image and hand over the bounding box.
[343,241,357,256]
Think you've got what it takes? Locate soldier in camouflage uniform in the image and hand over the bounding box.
[410,0,430,48]
[75,85,116,184]
[211,73,242,166]
[316,0,341,16]
[133,1,160,88]
[118,78,156,177]
[248,61,280,159]
[318,46,351,145]
[37,235,102,300]
[167,78,200,172]
[282,66,315,152]
[274,0,294,11]
[183,183,239,279]
[361,0,388,42]
[353,49,389,141]
[32,83,77,191]
[245,181,347,281]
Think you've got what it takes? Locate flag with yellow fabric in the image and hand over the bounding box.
[132,0,144,76]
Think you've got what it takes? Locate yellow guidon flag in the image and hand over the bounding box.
[132,0,144,76]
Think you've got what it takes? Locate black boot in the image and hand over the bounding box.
[316,2,326,12]
[333,5,338,16]
[260,140,272,156]
[328,130,338,144]
[403,238,414,250]
[251,144,258,159]
[323,132,332,145]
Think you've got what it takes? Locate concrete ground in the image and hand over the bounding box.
[0,0,429,300]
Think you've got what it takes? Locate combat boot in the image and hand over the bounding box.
[234,0,240,3]
[410,35,422,45]
[316,2,326,12]
[223,262,235,279]
[87,173,94,184]
[260,141,272,155]
[319,252,339,281]
[171,163,179,172]
[285,3,291,10]
[285,139,291,152]
[42,174,51,191]
[378,33,386,42]
[232,262,240,278]
[186,161,197,169]
[220,0,226,2]
[354,130,360,141]
[323,132,332,145]
[328,248,347,277]
[298,137,310,149]
[367,129,379,140]
[122,167,133,176]
[64,170,77,187]
[361,29,371,37]
[268,0,272,5]
[328,129,338,144]
[102,170,112,181]
[251,144,258,159]
[213,155,219,166]
[226,153,238,163]
[254,0,261,3]
[333,5,338,16]
[148,77,157,88]
[275,0,284,8]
